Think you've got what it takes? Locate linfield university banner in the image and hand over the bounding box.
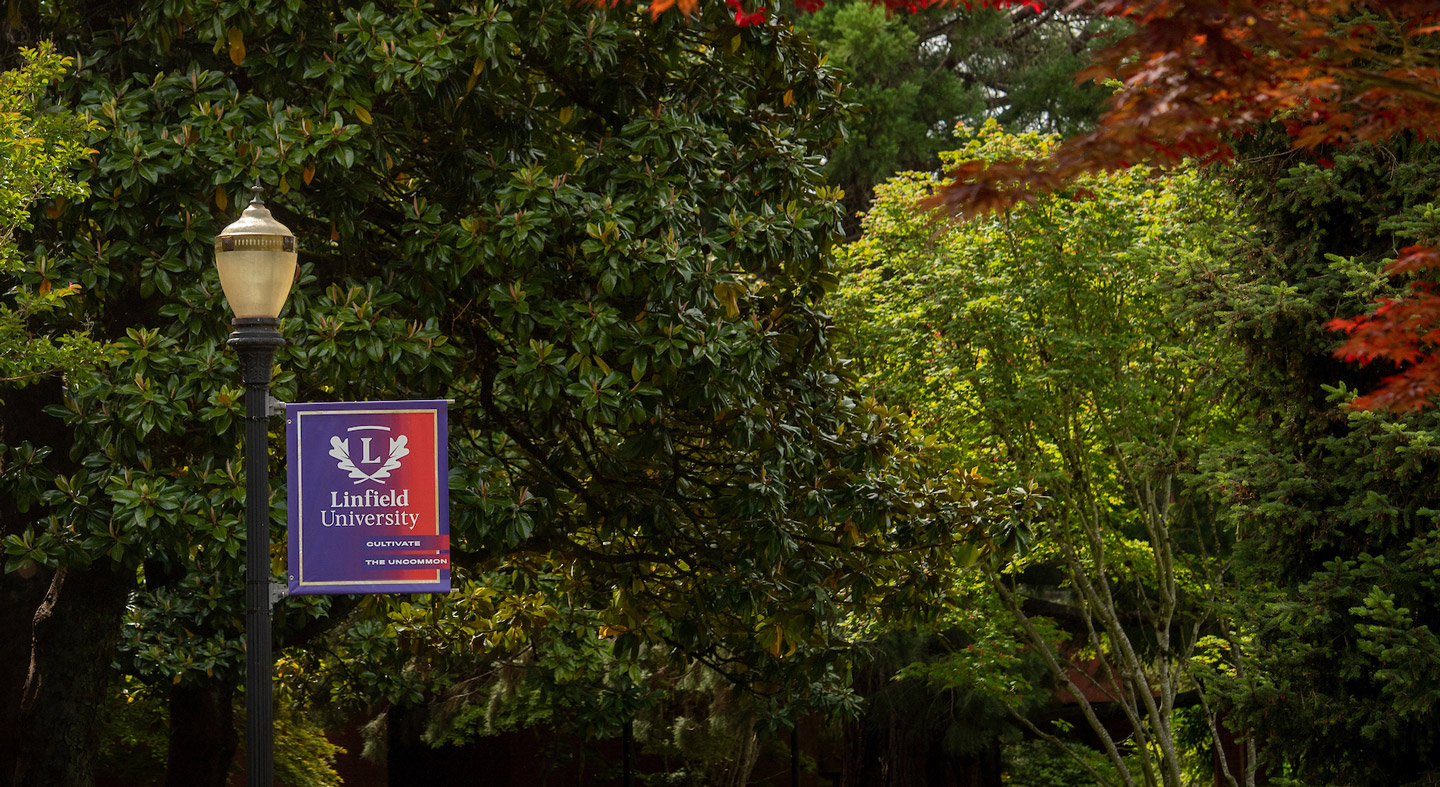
[286,400,451,595]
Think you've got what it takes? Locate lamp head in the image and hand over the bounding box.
[214,184,297,319]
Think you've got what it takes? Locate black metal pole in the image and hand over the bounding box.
[231,317,284,787]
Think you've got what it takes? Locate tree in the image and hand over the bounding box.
[1,2,1014,784]
[0,43,102,387]
[794,0,1113,231]
[832,124,1250,787]
[1195,132,1440,786]
[0,41,108,787]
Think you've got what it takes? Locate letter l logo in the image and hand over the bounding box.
[360,437,381,464]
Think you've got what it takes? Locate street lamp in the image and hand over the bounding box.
[215,184,297,787]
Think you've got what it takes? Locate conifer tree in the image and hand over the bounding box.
[1203,134,1440,785]
[796,0,1111,231]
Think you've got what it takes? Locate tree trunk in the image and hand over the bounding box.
[163,680,238,787]
[0,567,50,783]
[11,562,132,787]
[0,380,76,784]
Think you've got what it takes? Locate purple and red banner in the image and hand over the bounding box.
[286,400,451,595]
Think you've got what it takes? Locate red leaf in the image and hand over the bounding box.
[1386,245,1440,275]
[1334,275,1440,410]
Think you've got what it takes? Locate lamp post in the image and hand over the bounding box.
[215,184,297,787]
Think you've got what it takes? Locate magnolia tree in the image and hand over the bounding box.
[0,2,1025,785]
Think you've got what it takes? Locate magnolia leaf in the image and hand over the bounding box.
[227,27,245,66]
[713,281,740,318]
[465,57,484,93]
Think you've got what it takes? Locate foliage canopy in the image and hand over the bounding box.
[0,2,1025,782]
[0,43,103,389]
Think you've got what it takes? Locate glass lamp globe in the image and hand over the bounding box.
[214,187,297,319]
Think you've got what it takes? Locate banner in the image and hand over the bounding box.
[286,400,451,595]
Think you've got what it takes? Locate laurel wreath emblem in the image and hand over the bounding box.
[328,435,410,485]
